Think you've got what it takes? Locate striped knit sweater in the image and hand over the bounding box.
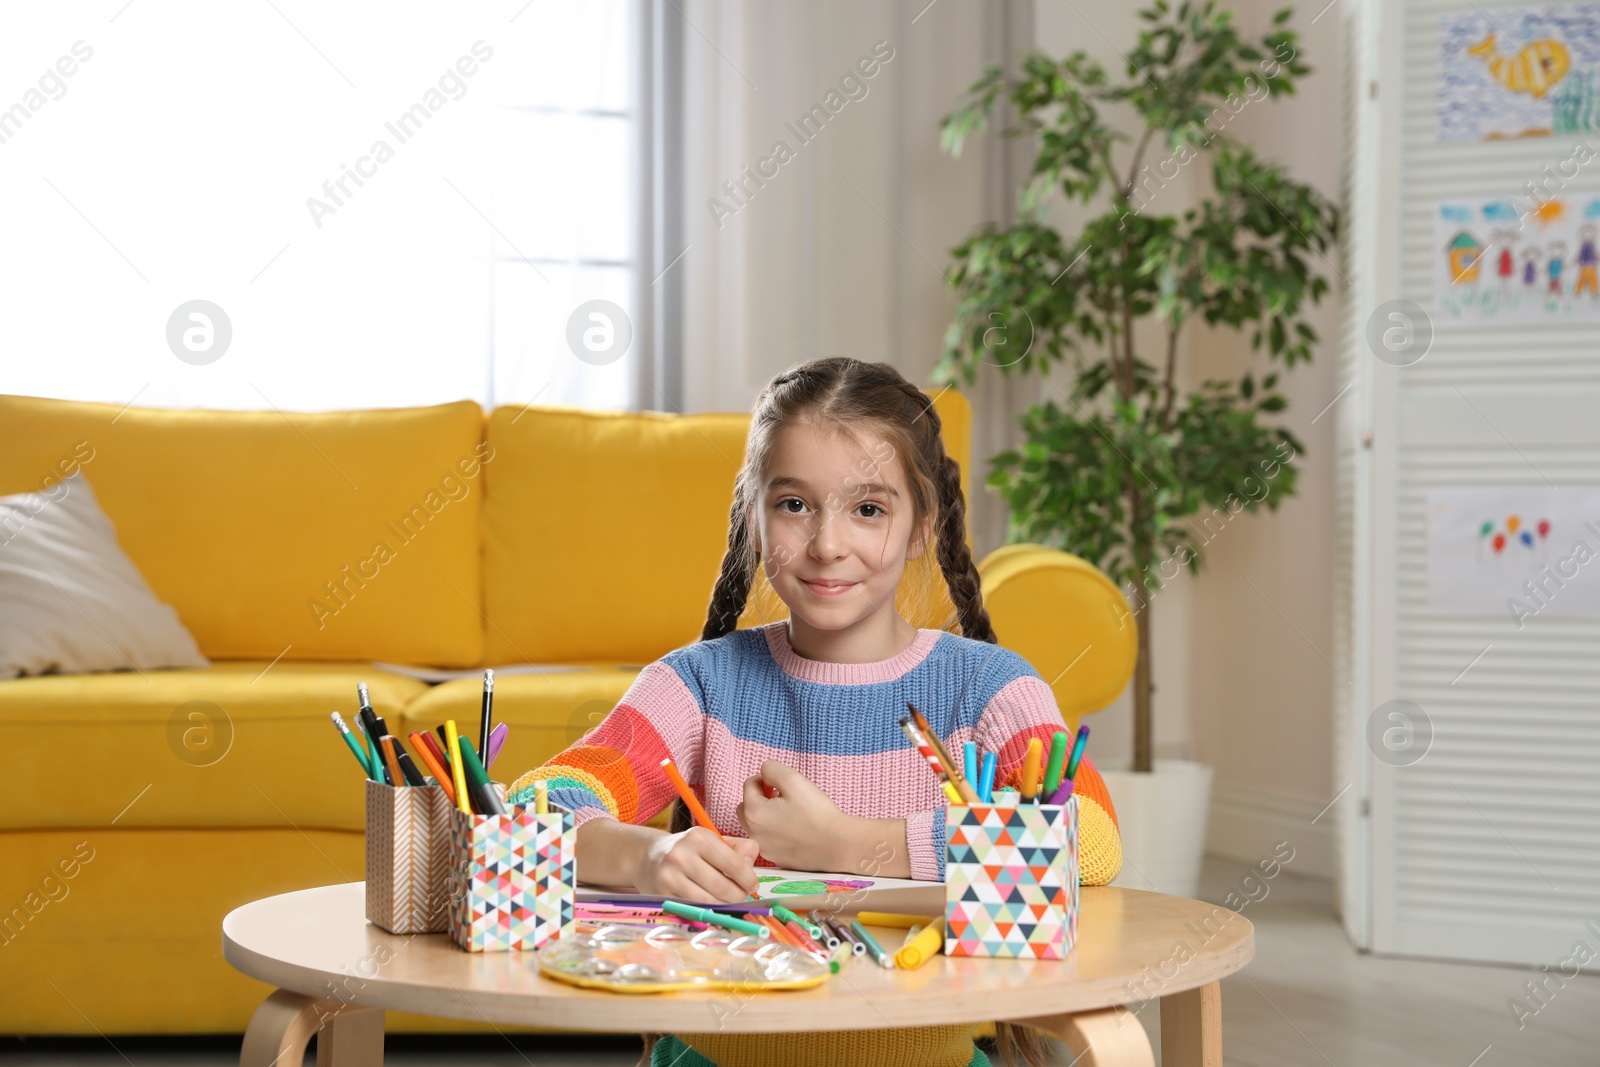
[509,620,1122,887]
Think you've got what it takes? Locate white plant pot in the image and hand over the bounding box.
[1099,759,1214,900]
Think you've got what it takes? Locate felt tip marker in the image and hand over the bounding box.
[1065,725,1090,780]
[661,900,770,939]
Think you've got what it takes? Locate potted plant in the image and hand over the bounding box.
[935,0,1339,897]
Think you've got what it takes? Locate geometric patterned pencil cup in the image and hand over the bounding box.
[365,779,454,935]
[446,799,576,952]
[944,795,1079,960]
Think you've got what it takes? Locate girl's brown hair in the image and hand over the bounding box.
[641,358,1053,1067]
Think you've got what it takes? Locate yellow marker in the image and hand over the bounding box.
[534,782,549,815]
[857,911,937,928]
[444,719,472,814]
[941,781,963,805]
[1020,737,1044,800]
[895,916,946,970]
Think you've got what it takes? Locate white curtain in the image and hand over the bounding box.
[671,0,1038,555]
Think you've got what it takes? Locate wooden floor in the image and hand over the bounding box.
[5,855,1596,1065]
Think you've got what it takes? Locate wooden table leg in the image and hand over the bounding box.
[1160,981,1222,1067]
[239,988,383,1067]
[1012,1006,1155,1067]
[317,1004,384,1067]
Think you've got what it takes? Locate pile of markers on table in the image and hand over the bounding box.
[574,902,948,972]
[327,671,548,817]
[900,702,1090,805]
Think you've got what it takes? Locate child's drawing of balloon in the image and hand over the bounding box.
[1480,520,1494,538]
[1521,531,1535,547]
[1493,533,1506,553]
[1538,519,1550,539]
[1507,515,1521,533]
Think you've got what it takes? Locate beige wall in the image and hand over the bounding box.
[676,0,1340,819]
[1031,0,1341,809]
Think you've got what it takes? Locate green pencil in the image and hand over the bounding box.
[331,712,377,780]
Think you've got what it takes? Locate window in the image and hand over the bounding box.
[0,1,643,413]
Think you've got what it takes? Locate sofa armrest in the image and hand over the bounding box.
[978,544,1137,727]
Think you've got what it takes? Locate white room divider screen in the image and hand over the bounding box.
[1339,0,1600,968]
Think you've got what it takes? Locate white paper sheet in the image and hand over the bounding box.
[1425,487,1600,624]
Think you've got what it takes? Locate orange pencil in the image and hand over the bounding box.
[378,736,406,789]
[407,730,457,805]
[659,757,724,841]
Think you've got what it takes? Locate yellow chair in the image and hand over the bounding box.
[0,389,1134,1035]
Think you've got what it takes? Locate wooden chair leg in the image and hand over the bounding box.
[239,988,383,1067]
[1160,981,1222,1067]
[1011,1006,1156,1067]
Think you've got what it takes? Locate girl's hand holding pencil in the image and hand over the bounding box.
[636,827,761,904]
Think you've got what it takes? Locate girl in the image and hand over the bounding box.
[509,357,1123,1067]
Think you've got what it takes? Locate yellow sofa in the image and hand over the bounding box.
[0,390,1135,1036]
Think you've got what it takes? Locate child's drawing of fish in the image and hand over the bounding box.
[1468,32,1572,98]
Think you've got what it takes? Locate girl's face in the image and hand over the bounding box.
[753,420,932,634]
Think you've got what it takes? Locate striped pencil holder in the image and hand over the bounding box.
[446,796,576,952]
[365,779,453,935]
[944,794,1080,960]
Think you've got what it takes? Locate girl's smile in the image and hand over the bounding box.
[800,577,858,597]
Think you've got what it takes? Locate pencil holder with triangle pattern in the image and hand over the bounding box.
[944,795,1079,960]
[446,796,576,953]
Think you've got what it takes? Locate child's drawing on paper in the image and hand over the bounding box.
[1439,5,1600,141]
[1475,513,1552,564]
[1426,487,1600,624]
[756,874,873,898]
[1435,196,1600,321]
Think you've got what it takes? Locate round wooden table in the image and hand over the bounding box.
[223,882,1251,1067]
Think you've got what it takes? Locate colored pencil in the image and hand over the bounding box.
[900,716,964,805]
[444,719,471,814]
[330,712,377,780]
[407,731,457,804]
[907,702,977,802]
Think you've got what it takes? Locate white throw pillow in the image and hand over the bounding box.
[0,472,209,677]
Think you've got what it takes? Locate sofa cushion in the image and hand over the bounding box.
[0,663,426,831]
[400,668,641,783]
[0,473,208,677]
[0,395,488,667]
[482,389,973,664]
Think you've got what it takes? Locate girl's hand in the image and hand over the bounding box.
[635,827,761,904]
[735,760,852,872]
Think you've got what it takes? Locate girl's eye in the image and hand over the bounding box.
[856,503,885,519]
[778,497,808,514]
